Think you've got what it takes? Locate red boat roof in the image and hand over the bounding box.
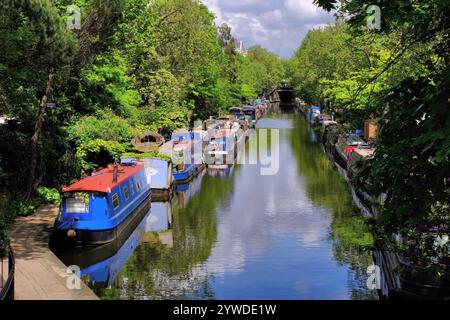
[62,164,144,193]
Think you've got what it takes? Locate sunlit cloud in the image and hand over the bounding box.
[202,0,336,58]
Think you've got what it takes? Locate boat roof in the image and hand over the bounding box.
[243,105,256,110]
[172,131,202,140]
[210,129,235,139]
[353,147,376,158]
[62,164,144,193]
[343,134,366,145]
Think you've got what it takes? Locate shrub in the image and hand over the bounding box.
[37,187,61,204]
[16,199,37,217]
[77,139,127,171]
[122,151,172,162]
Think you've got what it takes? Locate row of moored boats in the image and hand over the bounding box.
[53,98,271,246]
[296,99,450,300]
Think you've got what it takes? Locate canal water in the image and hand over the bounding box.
[54,109,378,300]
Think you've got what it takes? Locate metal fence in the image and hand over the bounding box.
[0,244,15,300]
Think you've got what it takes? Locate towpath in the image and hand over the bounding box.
[9,204,98,300]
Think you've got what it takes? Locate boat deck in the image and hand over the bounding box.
[9,204,98,300]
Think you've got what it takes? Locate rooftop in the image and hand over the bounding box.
[62,164,144,193]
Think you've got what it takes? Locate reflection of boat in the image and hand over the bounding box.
[145,202,173,232]
[131,131,164,152]
[175,169,206,208]
[142,202,174,247]
[53,199,174,289]
[54,162,152,246]
[207,164,234,178]
[79,218,145,289]
[52,200,152,288]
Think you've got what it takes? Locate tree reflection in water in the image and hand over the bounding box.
[95,112,378,300]
[289,114,377,300]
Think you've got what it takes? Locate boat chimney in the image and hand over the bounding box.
[113,165,118,183]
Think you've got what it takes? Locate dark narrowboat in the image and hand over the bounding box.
[334,134,368,169]
[242,105,261,124]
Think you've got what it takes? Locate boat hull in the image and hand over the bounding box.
[173,164,204,184]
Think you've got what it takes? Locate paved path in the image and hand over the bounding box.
[9,204,98,300]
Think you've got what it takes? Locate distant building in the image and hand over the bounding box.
[235,40,248,56]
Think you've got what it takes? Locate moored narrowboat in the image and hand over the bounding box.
[206,129,237,166]
[243,105,261,124]
[231,107,255,129]
[168,131,204,183]
[334,134,368,169]
[53,163,152,246]
[229,107,244,117]
[307,106,321,126]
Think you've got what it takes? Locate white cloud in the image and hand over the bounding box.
[202,0,335,58]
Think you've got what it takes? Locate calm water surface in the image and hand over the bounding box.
[55,111,378,300]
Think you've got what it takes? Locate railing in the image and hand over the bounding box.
[0,244,15,300]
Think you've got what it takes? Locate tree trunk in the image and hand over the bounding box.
[26,69,54,198]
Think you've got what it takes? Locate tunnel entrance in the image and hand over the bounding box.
[277,89,295,105]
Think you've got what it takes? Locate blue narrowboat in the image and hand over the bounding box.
[54,202,172,289]
[307,106,322,126]
[53,163,152,246]
[171,131,204,183]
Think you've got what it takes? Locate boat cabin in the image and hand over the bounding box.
[335,134,368,167]
[242,106,259,123]
[54,164,151,245]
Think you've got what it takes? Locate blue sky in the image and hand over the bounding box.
[202,0,336,59]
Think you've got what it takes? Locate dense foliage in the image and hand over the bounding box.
[0,0,282,194]
[287,0,449,269]
[0,0,285,241]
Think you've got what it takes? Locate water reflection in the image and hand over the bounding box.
[207,165,235,179]
[175,168,206,208]
[53,111,378,300]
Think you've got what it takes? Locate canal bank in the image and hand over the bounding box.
[55,110,378,300]
[9,205,98,300]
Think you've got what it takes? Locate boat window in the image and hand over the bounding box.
[137,179,141,191]
[65,193,89,213]
[112,194,120,209]
[123,186,129,200]
[130,182,135,195]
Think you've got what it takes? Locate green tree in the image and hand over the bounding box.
[0,0,77,197]
[312,0,450,269]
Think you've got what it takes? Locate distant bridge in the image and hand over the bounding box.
[267,82,295,106]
